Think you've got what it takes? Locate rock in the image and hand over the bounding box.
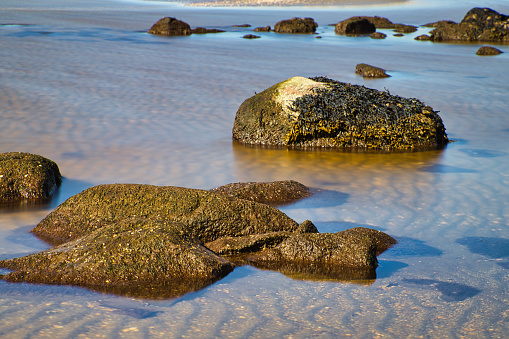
[355,63,390,78]
[336,16,396,30]
[415,34,431,41]
[423,20,457,28]
[242,34,260,39]
[246,227,396,281]
[393,33,404,37]
[0,152,62,203]
[232,76,449,150]
[476,46,503,55]
[148,17,192,36]
[254,26,271,32]
[233,24,251,27]
[191,27,225,34]
[394,24,418,33]
[31,183,301,245]
[0,217,235,299]
[370,32,387,39]
[210,180,311,206]
[429,8,509,42]
[335,18,376,35]
[274,17,318,34]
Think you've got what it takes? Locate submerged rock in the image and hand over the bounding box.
[232,76,449,150]
[274,17,318,34]
[191,27,225,34]
[429,8,509,42]
[210,180,310,206]
[0,152,62,203]
[148,17,192,36]
[355,63,390,78]
[476,46,503,55]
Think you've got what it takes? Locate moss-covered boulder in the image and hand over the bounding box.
[232,76,449,150]
[0,218,234,299]
[148,17,192,36]
[210,180,310,206]
[429,8,509,42]
[274,17,317,34]
[355,63,390,78]
[31,183,301,245]
[0,152,62,203]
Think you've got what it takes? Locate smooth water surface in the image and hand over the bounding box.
[1,0,509,337]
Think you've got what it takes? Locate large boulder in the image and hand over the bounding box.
[0,152,61,203]
[232,76,449,150]
[429,8,509,42]
[31,183,301,245]
[274,17,318,34]
[148,17,192,36]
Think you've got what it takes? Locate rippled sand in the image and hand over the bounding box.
[1,0,509,337]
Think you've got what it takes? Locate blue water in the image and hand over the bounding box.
[1,0,509,337]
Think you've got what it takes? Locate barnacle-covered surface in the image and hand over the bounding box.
[285,77,449,150]
[0,152,62,203]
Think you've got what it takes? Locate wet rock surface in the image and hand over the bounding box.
[0,152,62,203]
[232,76,449,150]
[429,7,509,42]
[148,17,192,36]
[355,63,390,78]
[274,17,318,34]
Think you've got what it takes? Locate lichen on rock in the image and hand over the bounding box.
[232,76,449,150]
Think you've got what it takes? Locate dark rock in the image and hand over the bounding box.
[415,34,431,41]
[233,24,251,27]
[242,34,260,39]
[393,33,404,37]
[394,24,418,33]
[316,36,322,39]
[191,27,225,34]
[148,17,191,36]
[423,20,457,28]
[355,63,390,78]
[0,152,62,203]
[274,17,318,34]
[210,180,310,206]
[232,76,448,150]
[31,184,301,245]
[336,16,396,30]
[370,32,387,39]
[254,26,271,32]
[476,46,503,55]
[1,218,235,299]
[429,8,509,42]
[335,18,376,35]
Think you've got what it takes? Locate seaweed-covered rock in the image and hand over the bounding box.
[429,8,509,42]
[335,18,375,35]
[31,184,301,245]
[355,63,390,78]
[476,46,503,55]
[247,227,396,281]
[415,34,431,41]
[274,17,318,34]
[232,76,449,150]
[210,180,310,206]
[0,218,234,299]
[0,152,62,203]
[148,17,192,36]
[394,24,418,33]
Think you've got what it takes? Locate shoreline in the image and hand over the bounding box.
[183,0,408,8]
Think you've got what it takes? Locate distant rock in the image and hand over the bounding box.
[191,27,225,34]
[370,32,387,39]
[232,76,449,150]
[423,20,457,28]
[429,7,509,42]
[394,24,418,33]
[243,34,260,39]
[355,63,390,78]
[0,152,61,203]
[337,16,396,30]
[393,33,404,37]
[254,26,271,32]
[476,46,503,55]
[335,18,375,35]
[415,34,431,41]
[274,17,318,34]
[233,24,251,27]
[148,17,191,36]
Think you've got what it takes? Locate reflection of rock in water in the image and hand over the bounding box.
[383,237,443,257]
[403,278,481,302]
[457,237,509,259]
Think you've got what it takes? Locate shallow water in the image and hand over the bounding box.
[1,0,509,337]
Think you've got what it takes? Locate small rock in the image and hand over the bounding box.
[476,46,503,55]
[233,24,251,27]
[414,34,431,41]
[355,63,390,78]
[254,26,271,32]
[191,27,225,34]
[370,32,387,39]
[394,24,418,33]
[243,34,260,39]
[393,33,404,37]
[148,17,191,36]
